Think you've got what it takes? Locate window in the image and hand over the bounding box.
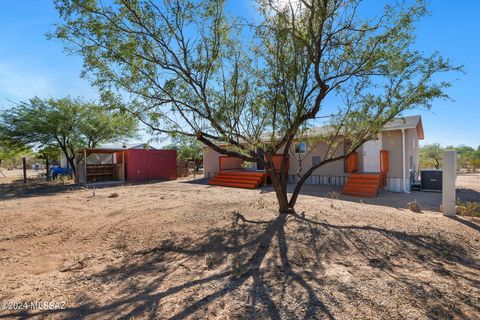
[312,156,321,166]
[294,142,306,154]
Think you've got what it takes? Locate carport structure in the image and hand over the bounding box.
[76,148,126,184]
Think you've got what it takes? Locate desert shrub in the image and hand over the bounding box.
[457,201,480,217]
[326,190,340,199]
[204,253,216,269]
[230,252,246,279]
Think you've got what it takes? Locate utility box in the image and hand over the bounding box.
[421,170,442,191]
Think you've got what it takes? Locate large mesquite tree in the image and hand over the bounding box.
[52,0,458,213]
[1,97,138,175]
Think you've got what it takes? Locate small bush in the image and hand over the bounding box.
[255,197,266,209]
[204,253,216,269]
[326,191,340,199]
[457,201,480,217]
[230,253,245,278]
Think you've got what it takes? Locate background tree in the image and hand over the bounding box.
[0,140,28,173]
[468,149,480,172]
[0,97,138,176]
[167,135,203,170]
[420,143,443,169]
[52,0,458,213]
[35,145,62,162]
[79,103,138,148]
[454,145,474,170]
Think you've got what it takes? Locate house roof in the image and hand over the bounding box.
[285,115,424,140]
[98,143,155,150]
[77,143,155,155]
[381,115,424,139]
[202,115,424,148]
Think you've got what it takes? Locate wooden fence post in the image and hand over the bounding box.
[46,156,50,181]
[22,157,27,183]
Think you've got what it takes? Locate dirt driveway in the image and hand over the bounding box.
[0,179,479,319]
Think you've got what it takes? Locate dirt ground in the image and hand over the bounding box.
[0,169,41,183]
[0,176,479,319]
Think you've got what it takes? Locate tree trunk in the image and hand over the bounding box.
[46,156,50,181]
[67,157,76,178]
[288,171,309,209]
[22,157,27,183]
[268,169,291,214]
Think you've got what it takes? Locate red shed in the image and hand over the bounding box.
[122,149,177,182]
[76,148,177,184]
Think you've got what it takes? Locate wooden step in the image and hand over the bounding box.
[344,182,379,189]
[217,171,265,177]
[342,173,381,197]
[343,187,378,194]
[212,175,263,182]
[208,180,258,189]
[347,177,380,182]
[345,178,380,184]
[208,171,265,189]
[210,179,262,186]
[343,184,379,190]
[342,190,378,198]
[347,174,381,179]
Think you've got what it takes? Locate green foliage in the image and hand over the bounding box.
[167,135,203,162]
[36,145,62,161]
[51,0,460,211]
[457,201,480,217]
[0,97,138,175]
[0,140,29,168]
[420,143,443,169]
[469,149,480,172]
[420,143,480,171]
[78,103,138,148]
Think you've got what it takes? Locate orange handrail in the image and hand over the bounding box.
[380,150,389,187]
[380,150,389,173]
[270,154,289,174]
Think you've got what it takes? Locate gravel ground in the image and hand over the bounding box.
[0,177,479,319]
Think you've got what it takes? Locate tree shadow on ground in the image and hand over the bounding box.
[266,184,443,212]
[0,181,77,199]
[2,210,479,319]
[176,176,444,212]
[448,216,480,233]
[177,177,210,184]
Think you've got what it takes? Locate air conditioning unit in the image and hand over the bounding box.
[420,170,442,191]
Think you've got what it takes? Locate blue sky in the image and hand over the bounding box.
[0,1,478,148]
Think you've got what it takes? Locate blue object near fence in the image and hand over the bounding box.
[51,166,72,179]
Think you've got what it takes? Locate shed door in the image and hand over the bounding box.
[363,134,382,173]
